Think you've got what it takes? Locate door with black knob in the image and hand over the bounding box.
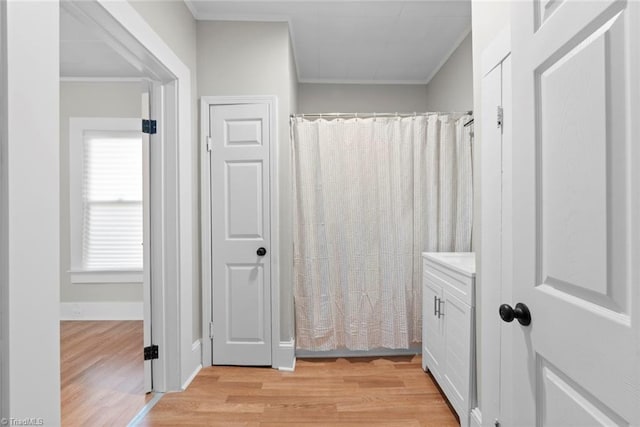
[209,102,272,366]
[511,0,640,424]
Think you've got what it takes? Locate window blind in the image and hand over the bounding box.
[82,131,143,270]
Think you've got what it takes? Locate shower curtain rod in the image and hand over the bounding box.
[290,111,472,119]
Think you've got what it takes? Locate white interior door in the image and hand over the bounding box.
[511,1,640,425]
[210,103,272,366]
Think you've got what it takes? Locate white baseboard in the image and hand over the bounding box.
[182,339,202,390]
[276,339,296,371]
[470,407,482,427]
[60,302,143,320]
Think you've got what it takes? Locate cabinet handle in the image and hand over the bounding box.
[434,296,438,316]
[438,299,445,318]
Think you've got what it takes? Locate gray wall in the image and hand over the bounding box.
[297,34,472,116]
[298,83,428,114]
[60,81,143,303]
[197,20,297,342]
[128,0,201,340]
[425,32,473,112]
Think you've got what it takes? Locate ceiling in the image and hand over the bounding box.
[185,0,471,84]
[60,1,472,84]
[60,7,146,79]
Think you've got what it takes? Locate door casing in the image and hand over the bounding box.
[200,95,281,369]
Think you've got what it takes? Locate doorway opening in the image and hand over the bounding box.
[58,0,197,424]
[59,7,156,424]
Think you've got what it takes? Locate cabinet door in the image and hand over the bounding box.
[442,289,472,418]
[422,278,443,378]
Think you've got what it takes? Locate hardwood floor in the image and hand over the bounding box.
[61,320,151,426]
[142,355,458,426]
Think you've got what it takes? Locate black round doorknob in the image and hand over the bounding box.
[499,302,531,326]
[256,247,267,256]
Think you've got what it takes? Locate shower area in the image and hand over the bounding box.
[291,112,474,355]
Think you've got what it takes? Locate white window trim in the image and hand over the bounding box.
[69,117,143,284]
[69,269,143,284]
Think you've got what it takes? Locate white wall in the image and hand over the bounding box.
[298,83,428,114]
[59,82,143,305]
[5,1,60,424]
[197,20,297,343]
[470,0,511,419]
[425,32,473,112]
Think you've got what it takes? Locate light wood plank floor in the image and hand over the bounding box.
[61,320,151,426]
[142,355,458,426]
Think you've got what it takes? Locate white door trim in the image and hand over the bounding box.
[478,26,511,427]
[201,95,280,369]
[482,26,512,77]
[0,0,8,419]
[63,0,197,391]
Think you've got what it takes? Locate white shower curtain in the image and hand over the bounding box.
[292,114,473,351]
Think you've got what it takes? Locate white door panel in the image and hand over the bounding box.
[226,264,266,340]
[226,161,264,239]
[210,103,272,366]
[511,0,640,425]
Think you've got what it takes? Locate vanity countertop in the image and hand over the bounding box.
[422,252,476,277]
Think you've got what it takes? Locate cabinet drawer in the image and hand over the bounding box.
[423,258,474,307]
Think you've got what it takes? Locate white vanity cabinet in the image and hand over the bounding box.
[422,252,476,427]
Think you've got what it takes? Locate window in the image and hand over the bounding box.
[69,118,144,283]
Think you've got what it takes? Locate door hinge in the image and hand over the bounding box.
[144,345,159,360]
[209,321,214,339]
[142,119,157,135]
[206,137,212,152]
[497,106,504,130]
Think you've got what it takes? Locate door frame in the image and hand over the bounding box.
[200,95,280,368]
[62,0,198,391]
[476,26,511,427]
[0,0,8,419]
